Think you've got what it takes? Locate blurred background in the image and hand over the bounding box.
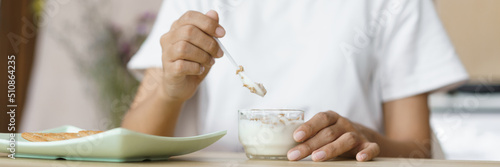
[1,0,499,161]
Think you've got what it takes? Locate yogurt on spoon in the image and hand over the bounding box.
[214,38,267,97]
[236,66,267,97]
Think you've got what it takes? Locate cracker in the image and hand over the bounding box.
[78,130,103,137]
[21,130,104,142]
[21,133,47,142]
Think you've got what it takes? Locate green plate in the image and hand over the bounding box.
[0,125,226,162]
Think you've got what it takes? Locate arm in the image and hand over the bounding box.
[354,93,431,158]
[121,68,183,136]
[287,93,431,161]
[121,10,225,136]
[377,92,431,157]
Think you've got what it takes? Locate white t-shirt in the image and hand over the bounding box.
[128,0,468,152]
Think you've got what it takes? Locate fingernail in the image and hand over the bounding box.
[217,48,223,58]
[287,150,300,161]
[199,66,205,74]
[210,58,215,65]
[206,10,216,15]
[293,131,305,141]
[357,153,367,161]
[205,10,217,19]
[312,151,326,161]
[215,26,225,37]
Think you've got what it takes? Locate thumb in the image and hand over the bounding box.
[205,10,219,22]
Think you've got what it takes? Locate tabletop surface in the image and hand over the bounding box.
[1,152,499,167]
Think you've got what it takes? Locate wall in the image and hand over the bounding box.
[435,0,500,82]
[21,0,162,132]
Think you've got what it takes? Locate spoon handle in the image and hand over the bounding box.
[214,37,239,69]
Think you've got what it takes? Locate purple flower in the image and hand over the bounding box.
[137,24,148,36]
[140,12,156,21]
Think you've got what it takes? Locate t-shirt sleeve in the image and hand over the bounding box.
[378,0,469,102]
[127,0,208,80]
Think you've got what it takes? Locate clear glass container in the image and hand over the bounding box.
[238,109,304,160]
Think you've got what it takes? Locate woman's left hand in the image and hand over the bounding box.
[287,110,380,161]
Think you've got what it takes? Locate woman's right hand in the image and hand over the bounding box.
[159,10,225,103]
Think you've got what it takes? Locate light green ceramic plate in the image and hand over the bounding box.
[0,125,226,162]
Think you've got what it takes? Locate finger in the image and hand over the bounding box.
[170,25,221,58]
[205,10,219,21]
[167,60,204,77]
[172,10,225,38]
[287,125,344,161]
[293,111,340,142]
[168,41,214,66]
[311,132,361,162]
[204,10,224,58]
[356,142,380,162]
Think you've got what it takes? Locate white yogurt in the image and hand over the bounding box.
[238,118,303,156]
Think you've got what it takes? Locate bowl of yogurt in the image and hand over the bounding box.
[238,109,304,160]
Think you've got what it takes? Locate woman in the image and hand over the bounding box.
[122,0,468,161]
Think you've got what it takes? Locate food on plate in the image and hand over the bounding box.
[21,130,104,142]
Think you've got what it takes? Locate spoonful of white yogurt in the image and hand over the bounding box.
[214,37,267,97]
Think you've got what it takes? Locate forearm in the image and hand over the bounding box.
[356,123,431,158]
[121,89,183,136]
[121,68,185,137]
[121,88,183,136]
